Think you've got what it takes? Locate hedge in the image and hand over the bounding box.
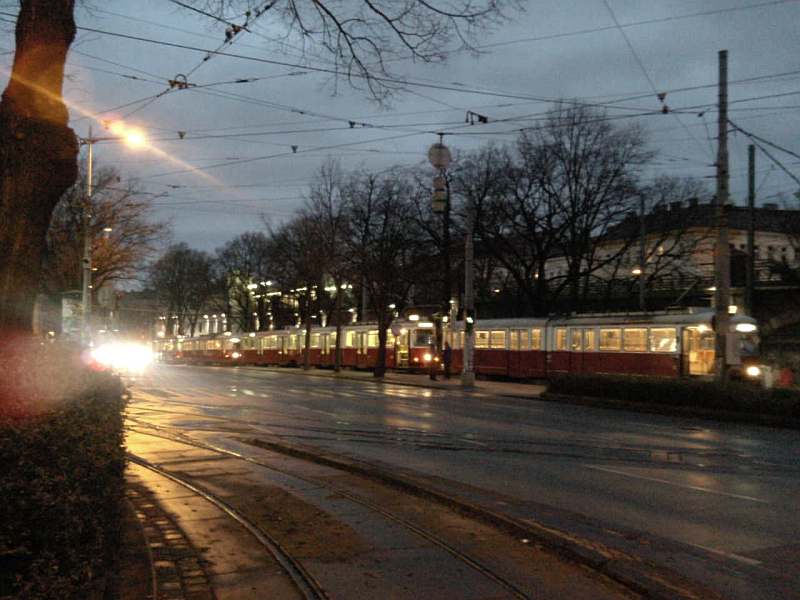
[547,374,800,420]
[0,349,126,600]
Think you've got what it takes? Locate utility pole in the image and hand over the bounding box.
[81,126,94,345]
[638,193,647,311]
[746,144,756,315]
[461,206,475,387]
[428,134,452,354]
[714,50,731,380]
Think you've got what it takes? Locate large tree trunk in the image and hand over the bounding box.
[303,295,312,370]
[333,285,343,372]
[374,313,388,378]
[0,0,78,334]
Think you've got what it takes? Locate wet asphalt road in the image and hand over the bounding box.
[130,364,800,594]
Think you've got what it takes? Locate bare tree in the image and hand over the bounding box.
[150,244,215,336]
[343,170,430,377]
[454,106,652,315]
[42,162,170,302]
[197,1,515,102]
[266,216,327,369]
[302,159,351,371]
[215,232,272,332]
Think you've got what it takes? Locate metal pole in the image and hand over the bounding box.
[714,50,731,380]
[746,144,756,315]
[81,127,94,345]
[461,204,475,387]
[638,193,646,311]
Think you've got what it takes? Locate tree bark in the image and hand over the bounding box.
[333,285,343,372]
[303,295,312,370]
[0,0,78,334]
[374,312,388,378]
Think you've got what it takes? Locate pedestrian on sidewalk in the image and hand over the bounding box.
[443,342,452,379]
[429,343,437,381]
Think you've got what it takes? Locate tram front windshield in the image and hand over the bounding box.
[413,329,434,347]
[740,332,759,357]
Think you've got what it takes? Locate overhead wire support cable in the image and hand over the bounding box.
[602,0,712,160]
[46,20,699,115]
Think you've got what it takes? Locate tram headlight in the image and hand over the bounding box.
[736,323,757,333]
[423,352,432,362]
[231,351,241,359]
[745,365,761,378]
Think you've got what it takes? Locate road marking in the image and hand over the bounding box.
[685,541,763,566]
[584,465,770,504]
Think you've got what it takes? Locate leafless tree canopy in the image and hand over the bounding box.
[43,163,170,299]
[193,0,517,101]
[150,243,215,336]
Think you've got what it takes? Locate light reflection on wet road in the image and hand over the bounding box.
[129,364,800,572]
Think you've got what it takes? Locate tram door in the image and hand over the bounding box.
[682,328,715,375]
[569,328,585,373]
[396,331,409,367]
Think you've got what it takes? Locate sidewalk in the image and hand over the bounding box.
[247,365,547,399]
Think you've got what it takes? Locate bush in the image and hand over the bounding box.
[547,374,800,420]
[0,357,126,599]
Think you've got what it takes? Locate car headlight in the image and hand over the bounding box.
[423,352,432,362]
[745,365,761,378]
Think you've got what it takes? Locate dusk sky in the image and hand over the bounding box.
[2,0,799,252]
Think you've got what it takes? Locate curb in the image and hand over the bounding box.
[245,436,720,600]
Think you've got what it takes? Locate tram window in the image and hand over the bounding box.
[414,329,434,347]
[623,328,648,352]
[311,334,320,348]
[599,329,621,351]
[583,329,596,351]
[570,329,582,351]
[330,332,337,345]
[650,328,677,352]
[530,328,542,350]
[510,330,519,350]
[475,331,490,349]
[345,331,356,348]
[518,330,530,350]
[555,328,567,351]
[368,331,379,348]
[490,330,506,349]
[386,331,395,346]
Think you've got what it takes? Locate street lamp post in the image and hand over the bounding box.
[461,205,475,387]
[80,126,95,345]
[428,134,452,357]
[78,123,146,345]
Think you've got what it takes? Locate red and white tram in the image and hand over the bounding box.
[153,309,762,380]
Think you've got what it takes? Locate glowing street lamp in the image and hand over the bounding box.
[79,122,147,344]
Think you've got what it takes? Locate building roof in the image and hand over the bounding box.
[602,201,800,242]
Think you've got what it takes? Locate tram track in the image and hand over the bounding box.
[126,421,538,600]
[125,415,724,600]
[128,397,782,475]
[128,452,329,600]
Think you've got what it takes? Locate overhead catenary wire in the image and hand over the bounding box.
[602,0,712,159]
